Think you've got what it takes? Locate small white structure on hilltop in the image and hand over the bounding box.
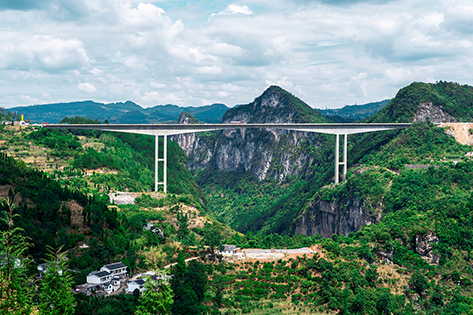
[217,245,244,260]
[218,245,238,255]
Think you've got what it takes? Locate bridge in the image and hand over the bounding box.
[45,123,411,192]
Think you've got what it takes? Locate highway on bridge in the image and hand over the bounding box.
[45,123,411,192]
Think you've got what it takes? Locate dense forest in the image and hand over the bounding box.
[2,81,473,314]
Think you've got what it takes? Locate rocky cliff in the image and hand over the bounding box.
[413,102,456,123]
[174,86,328,181]
[171,112,215,170]
[294,194,379,238]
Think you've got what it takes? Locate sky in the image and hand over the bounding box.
[1,0,472,110]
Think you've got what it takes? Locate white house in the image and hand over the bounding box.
[127,279,146,294]
[218,245,238,255]
[87,270,112,286]
[100,262,127,278]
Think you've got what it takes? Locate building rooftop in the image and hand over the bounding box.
[90,271,111,278]
[222,245,237,252]
[103,262,127,271]
[132,279,145,285]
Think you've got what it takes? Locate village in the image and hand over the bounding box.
[36,244,317,297]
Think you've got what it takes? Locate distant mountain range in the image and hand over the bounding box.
[8,97,392,125]
[9,101,229,124]
[318,99,391,121]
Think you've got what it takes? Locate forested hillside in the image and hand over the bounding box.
[3,81,473,314]
[0,123,242,314]
[182,86,336,235]
[319,99,391,121]
[206,82,473,314]
[8,101,229,124]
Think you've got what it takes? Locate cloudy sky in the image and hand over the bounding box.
[1,0,472,109]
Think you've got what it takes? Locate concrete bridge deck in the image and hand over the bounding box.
[45,123,411,192]
[45,123,411,136]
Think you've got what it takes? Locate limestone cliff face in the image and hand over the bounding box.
[294,195,379,238]
[173,86,326,181]
[413,102,456,123]
[171,112,214,170]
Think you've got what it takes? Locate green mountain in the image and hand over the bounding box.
[8,101,229,124]
[367,81,473,123]
[319,99,391,121]
[172,86,334,234]
[4,81,473,314]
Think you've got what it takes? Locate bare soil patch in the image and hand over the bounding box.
[441,122,473,145]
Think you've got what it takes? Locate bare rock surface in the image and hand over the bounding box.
[415,232,439,265]
[413,102,456,123]
[440,123,473,145]
[295,194,379,238]
[172,86,325,181]
[171,112,214,169]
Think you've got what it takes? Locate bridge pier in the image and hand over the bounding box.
[45,123,411,191]
[155,134,167,193]
[334,133,348,184]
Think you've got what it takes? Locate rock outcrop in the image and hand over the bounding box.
[413,102,456,123]
[171,112,214,170]
[415,232,439,265]
[173,86,327,181]
[294,195,379,238]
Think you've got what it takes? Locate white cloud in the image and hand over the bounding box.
[196,65,222,75]
[77,82,97,94]
[265,75,294,91]
[1,0,473,109]
[119,2,165,28]
[384,66,435,85]
[124,55,147,71]
[349,73,368,98]
[19,94,39,104]
[91,68,104,76]
[0,34,89,72]
[149,81,166,89]
[210,4,253,19]
[141,91,180,105]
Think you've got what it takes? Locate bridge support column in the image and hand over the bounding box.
[155,135,167,193]
[335,134,339,184]
[334,133,348,184]
[164,135,167,194]
[343,133,347,180]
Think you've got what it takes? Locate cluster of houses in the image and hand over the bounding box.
[75,262,162,295]
[82,262,128,294]
[33,244,241,296]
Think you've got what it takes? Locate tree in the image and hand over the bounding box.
[410,270,429,298]
[0,197,35,314]
[351,290,366,314]
[171,254,208,315]
[177,212,189,242]
[203,223,222,252]
[431,285,443,307]
[366,265,379,287]
[376,292,392,315]
[135,275,174,315]
[136,246,174,315]
[38,246,75,315]
[143,246,165,271]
